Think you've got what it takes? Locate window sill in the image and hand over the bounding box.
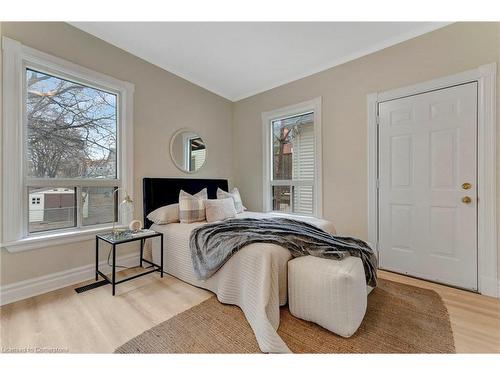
[268,211,318,219]
[1,226,114,253]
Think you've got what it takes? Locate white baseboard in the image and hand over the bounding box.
[0,253,140,306]
[479,275,500,298]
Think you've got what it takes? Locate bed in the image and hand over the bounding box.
[143,178,350,353]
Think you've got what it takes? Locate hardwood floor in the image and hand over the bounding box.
[379,270,500,353]
[0,269,212,353]
[1,268,499,353]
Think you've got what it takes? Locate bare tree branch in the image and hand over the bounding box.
[26,70,117,178]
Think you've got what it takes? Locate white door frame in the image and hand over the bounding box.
[367,63,498,297]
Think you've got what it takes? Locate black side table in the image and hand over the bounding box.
[95,231,163,295]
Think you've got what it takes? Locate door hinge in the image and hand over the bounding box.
[376,115,380,125]
[376,179,380,189]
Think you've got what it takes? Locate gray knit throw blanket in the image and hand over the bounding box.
[190,217,378,287]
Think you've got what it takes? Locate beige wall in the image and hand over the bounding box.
[0,22,233,285]
[232,22,500,277]
[1,22,499,287]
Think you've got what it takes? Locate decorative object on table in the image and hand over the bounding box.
[101,229,156,242]
[129,219,142,232]
[112,187,134,235]
[170,129,207,173]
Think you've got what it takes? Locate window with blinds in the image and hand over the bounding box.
[271,112,315,215]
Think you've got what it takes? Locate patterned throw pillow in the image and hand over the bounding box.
[217,187,245,213]
[178,189,208,223]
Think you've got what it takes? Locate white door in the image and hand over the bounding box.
[378,82,478,291]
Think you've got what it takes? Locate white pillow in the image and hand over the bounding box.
[178,189,208,223]
[205,198,237,223]
[146,203,179,225]
[217,187,246,213]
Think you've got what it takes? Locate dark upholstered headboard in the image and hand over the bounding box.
[143,177,229,228]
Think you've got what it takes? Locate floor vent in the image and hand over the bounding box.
[75,279,110,294]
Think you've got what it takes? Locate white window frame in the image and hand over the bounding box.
[2,36,134,252]
[261,97,322,218]
[182,132,200,172]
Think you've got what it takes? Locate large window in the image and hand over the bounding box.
[262,98,322,217]
[2,37,134,250]
[26,69,118,233]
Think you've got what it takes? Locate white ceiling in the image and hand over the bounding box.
[71,22,449,101]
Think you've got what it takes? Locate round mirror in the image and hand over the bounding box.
[170,129,207,173]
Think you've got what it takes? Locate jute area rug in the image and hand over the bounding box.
[115,278,455,353]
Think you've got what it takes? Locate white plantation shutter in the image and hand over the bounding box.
[191,149,206,170]
[292,123,315,215]
[263,98,321,218]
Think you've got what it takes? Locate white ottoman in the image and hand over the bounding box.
[288,255,368,337]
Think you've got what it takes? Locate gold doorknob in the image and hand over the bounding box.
[462,196,472,204]
[462,182,472,190]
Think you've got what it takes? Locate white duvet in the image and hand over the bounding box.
[148,211,337,353]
